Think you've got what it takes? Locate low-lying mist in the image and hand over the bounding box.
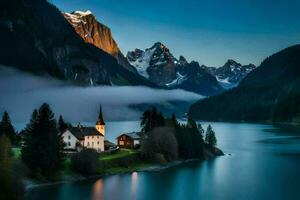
[0,66,203,123]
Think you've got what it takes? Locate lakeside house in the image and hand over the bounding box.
[116,132,142,149]
[62,107,106,152]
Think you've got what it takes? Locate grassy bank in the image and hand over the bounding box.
[97,149,152,174]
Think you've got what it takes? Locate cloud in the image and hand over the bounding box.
[0,66,203,123]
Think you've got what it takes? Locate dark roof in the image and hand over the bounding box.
[67,127,104,140]
[96,105,105,125]
[117,132,142,140]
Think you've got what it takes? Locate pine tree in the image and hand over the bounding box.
[197,123,205,138]
[205,125,217,148]
[141,107,165,134]
[0,111,16,145]
[58,115,68,133]
[21,103,65,178]
[171,113,179,127]
[141,110,151,133]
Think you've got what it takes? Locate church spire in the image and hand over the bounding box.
[96,105,105,125]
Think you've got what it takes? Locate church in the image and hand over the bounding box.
[61,106,106,152]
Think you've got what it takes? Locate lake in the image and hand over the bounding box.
[24,121,300,200]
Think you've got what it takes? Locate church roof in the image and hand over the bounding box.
[96,105,105,125]
[67,127,104,140]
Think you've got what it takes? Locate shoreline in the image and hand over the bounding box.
[25,153,224,191]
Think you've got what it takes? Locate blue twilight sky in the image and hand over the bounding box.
[51,0,300,66]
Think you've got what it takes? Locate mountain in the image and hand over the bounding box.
[202,60,256,89]
[0,0,152,86]
[127,42,178,85]
[63,11,137,74]
[127,42,224,96]
[189,45,300,123]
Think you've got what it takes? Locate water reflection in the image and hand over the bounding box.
[131,172,138,200]
[92,180,103,200]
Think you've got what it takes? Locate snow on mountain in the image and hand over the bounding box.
[127,43,224,96]
[127,48,156,78]
[63,11,93,25]
[202,59,256,89]
[165,72,188,87]
[63,10,138,74]
[127,42,177,85]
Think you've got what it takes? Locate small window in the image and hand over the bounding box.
[87,142,89,146]
[68,136,71,140]
[68,142,71,146]
[119,141,124,145]
[92,136,94,139]
[92,142,94,147]
[97,141,99,145]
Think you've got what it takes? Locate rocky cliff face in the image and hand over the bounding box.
[127,42,224,96]
[63,11,137,74]
[0,0,151,86]
[127,42,177,85]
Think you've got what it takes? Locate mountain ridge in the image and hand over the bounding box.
[0,0,152,87]
[127,42,224,96]
[189,44,300,123]
[62,10,137,74]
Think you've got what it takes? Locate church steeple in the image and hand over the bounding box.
[96,105,105,125]
[96,105,106,136]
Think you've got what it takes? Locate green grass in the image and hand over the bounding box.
[100,149,138,161]
[12,147,21,160]
[99,162,152,174]
[63,158,72,175]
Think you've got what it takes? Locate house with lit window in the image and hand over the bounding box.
[116,132,142,149]
[62,106,106,152]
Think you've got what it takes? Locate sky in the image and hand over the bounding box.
[51,0,300,66]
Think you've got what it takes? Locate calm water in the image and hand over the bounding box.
[25,122,300,200]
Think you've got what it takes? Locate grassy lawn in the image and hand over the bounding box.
[100,149,138,161]
[97,149,153,174]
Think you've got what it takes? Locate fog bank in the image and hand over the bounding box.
[0,66,203,123]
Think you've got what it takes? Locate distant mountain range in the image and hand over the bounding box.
[201,60,256,89]
[0,0,255,96]
[127,43,255,94]
[189,45,300,123]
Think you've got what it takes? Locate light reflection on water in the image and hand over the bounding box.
[130,172,138,200]
[92,180,103,200]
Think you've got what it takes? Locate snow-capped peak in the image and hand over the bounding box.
[127,42,177,79]
[63,10,93,25]
[73,10,92,16]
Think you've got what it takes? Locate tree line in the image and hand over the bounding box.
[140,107,217,162]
